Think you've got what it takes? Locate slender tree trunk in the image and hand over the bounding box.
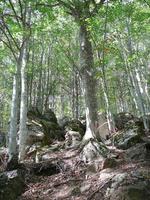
[36,48,44,112]
[75,71,79,119]
[18,40,28,161]
[8,63,20,160]
[72,74,75,118]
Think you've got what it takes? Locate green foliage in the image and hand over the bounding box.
[0,0,149,127]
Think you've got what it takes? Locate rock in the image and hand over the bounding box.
[96,112,110,140]
[58,116,72,128]
[26,120,44,145]
[27,107,41,119]
[114,112,135,130]
[63,119,85,137]
[26,108,64,146]
[106,170,150,200]
[65,131,81,149]
[30,160,62,176]
[113,128,143,149]
[40,120,64,145]
[102,158,117,169]
[0,169,25,200]
[125,142,150,161]
[42,109,57,124]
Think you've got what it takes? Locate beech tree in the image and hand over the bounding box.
[52,1,106,141]
[0,0,149,162]
[0,0,31,161]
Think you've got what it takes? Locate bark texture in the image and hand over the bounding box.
[79,24,98,140]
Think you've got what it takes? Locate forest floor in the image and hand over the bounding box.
[17,140,150,200]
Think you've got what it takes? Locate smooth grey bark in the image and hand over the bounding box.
[79,24,98,140]
[8,63,20,160]
[72,72,75,118]
[18,3,31,161]
[18,40,28,161]
[75,71,79,119]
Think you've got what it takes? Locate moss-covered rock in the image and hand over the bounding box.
[26,108,65,146]
[40,119,64,145]
[42,109,58,124]
[114,112,135,130]
[113,128,143,149]
[63,119,85,137]
[27,107,41,119]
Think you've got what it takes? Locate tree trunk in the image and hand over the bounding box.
[36,47,44,113]
[79,24,98,140]
[75,71,79,119]
[8,63,20,160]
[18,40,28,161]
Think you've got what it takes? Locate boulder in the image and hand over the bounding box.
[65,130,81,149]
[40,119,64,145]
[112,128,143,149]
[106,170,150,200]
[26,120,44,146]
[63,119,85,137]
[58,116,72,128]
[26,108,64,146]
[114,112,135,130]
[125,142,150,161]
[0,170,25,200]
[42,109,57,124]
[27,107,41,119]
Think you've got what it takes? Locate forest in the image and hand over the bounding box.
[0,0,150,200]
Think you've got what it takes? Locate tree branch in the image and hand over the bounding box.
[0,28,18,61]
[36,3,60,8]
[18,0,24,21]
[8,0,22,28]
[1,17,20,50]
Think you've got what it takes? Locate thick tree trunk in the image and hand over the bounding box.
[79,24,98,140]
